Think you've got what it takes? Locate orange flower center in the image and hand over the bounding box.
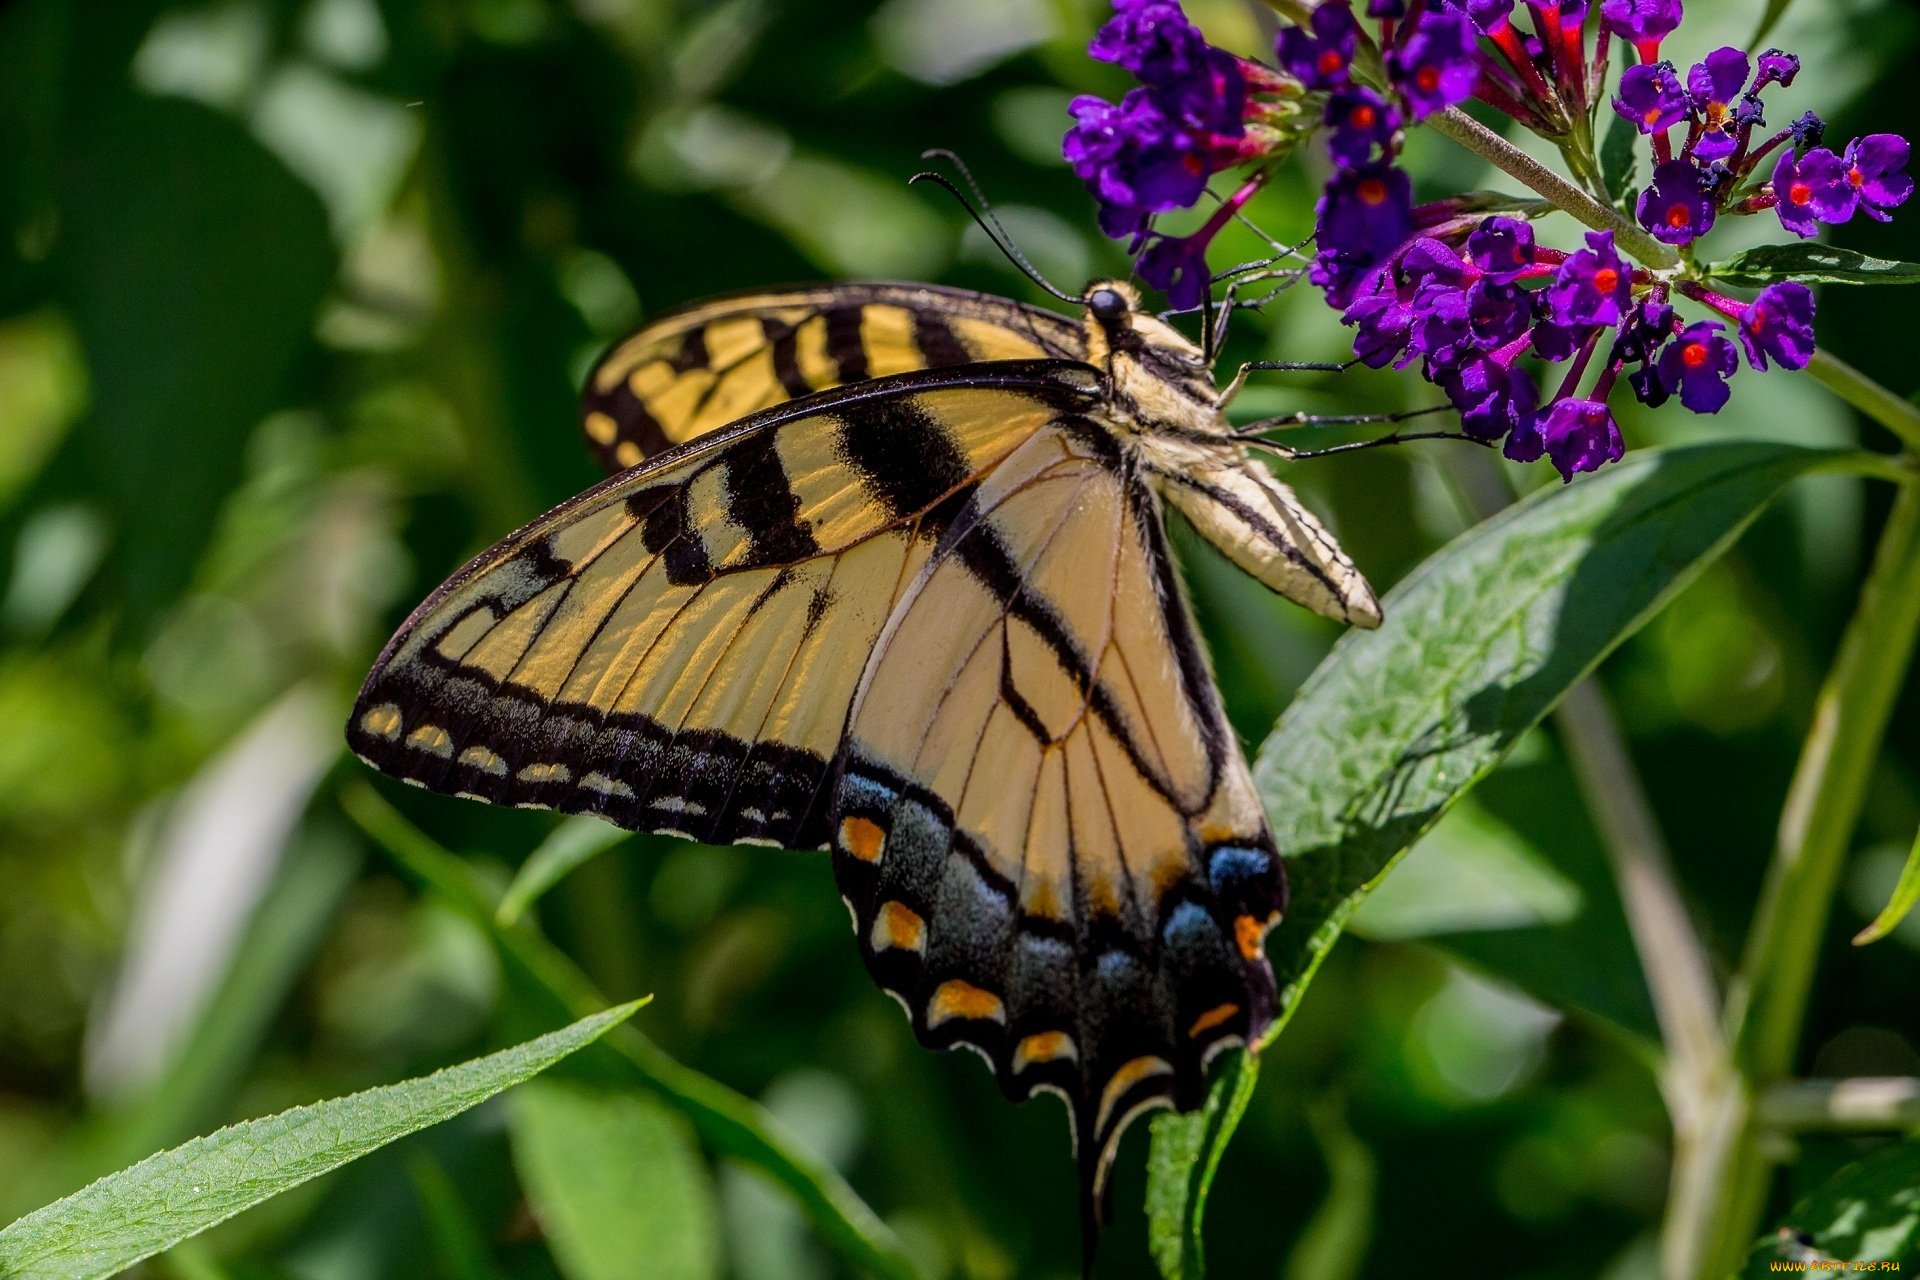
[1849,167,1865,187]
[1183,153,1205,175]
[1319,50,1346,74]
[1789,181,1813,205]
[1416,66,1440,92]
[1351,104,1377,128]
[1643,107,1663,125]
[1750,307,1768,332]
[1666,204,1691,228]
[1592,268,1619,292]
[1358,178,1388,204]
[1681,342,1708,368]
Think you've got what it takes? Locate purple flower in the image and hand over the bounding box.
[1655,320,1739,412]
[1401,236,1470,292]
[1312,249,1380,309]
[1509,397,1623,479]
[1466,216,1535,282]
[1688,46,1750,160]
[1466,279,1531,348]
[1530,318,1591,362]
[1609,296,1675,363]
[1137,234,1214,308]
[1438,353,1538,441]
[1325,87,1401,167]
[1543,230,1632,327]
[1753,49,1799,91]
[1628,364,1669,407]
[1790,111,1825,150]
[1461,0,1516,32]
[1388,10,1480,120]
[1344,286,1417,366]
[1636,159,1717,243]
[1090,0,1211,87]
[1613,62,1687,134]
[1772,146,1854,236]
[1600,0,1681,56]
[1277,3,1359,90]
[1065,92,1198,237]
[1411,287,1476,366]
[1316,162,1415,261]
[1843,134,1913,222]
[1738,281,1816,371]
[1688,46,1750,110]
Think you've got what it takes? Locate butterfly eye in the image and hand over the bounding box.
[1088,288,1128,320]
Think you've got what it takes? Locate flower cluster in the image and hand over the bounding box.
[1062,0,1912,482]
[1615,45,1913,246]
[1064,0,1310,297]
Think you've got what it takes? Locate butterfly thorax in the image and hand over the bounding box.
[1076,280,1230,445]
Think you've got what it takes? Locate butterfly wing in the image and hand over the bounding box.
[350,361,1101,847]
[826,416,1285,1215]
[580,283,1087,472]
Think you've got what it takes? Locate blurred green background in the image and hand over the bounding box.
[1,0,1918,1276]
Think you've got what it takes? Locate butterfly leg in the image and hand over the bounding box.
[1214,358,1356,412]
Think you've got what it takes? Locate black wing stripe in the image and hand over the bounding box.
[722,430,822,565]
[762,316,814,398]
[824,305,869,383]
[912,309,972,367]
[835,393,976,520]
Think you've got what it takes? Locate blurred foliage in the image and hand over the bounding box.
[0,0,1917,1277]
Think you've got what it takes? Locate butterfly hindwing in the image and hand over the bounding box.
[826,417,1285,1206]
[581,283,1088,472]
[349,361,1101,847]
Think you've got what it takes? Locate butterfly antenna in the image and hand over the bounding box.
[911,150,1084,305]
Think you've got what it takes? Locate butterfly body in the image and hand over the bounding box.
[348,278,1377,1237]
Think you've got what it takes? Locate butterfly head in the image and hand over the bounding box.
[1078,279,1223,433]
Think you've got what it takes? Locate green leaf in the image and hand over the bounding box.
[1738,1139,1920,1276]
[0,1002,644,1280]
[1854,822,1920,945]
[340,781,920,1280]
[1600,110,1637,205]
[1345,796,1581,940]
[1705,243,1920,288]
[497,816,633,926]
[510,1083,720,1280]
[1145,1051,1258,1280]
[1146,442,1856,1276]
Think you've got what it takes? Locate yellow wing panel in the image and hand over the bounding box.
[350,363,1097,849]
[580,283,1087,472]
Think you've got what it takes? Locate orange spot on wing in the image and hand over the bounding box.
[870,901,925,954]
[928,980,1005,1027]
[1234,913,1273,961]
[1013,1031,1078,1073]
[840,816,886,863]
[1188,1002,1241,1038]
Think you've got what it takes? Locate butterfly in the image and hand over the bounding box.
[347,275,1381,1241]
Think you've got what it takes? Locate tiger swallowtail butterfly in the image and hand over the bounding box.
[348,277,1380,1252]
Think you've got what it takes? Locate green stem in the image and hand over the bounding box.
[1427,108,1681,269]
[1804,349,1920,453]
[1700,479,1920,1274]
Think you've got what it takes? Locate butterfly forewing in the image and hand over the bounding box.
[350,362,1100,848]
[828,418,1284,1203]
[581,283,1087,471]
